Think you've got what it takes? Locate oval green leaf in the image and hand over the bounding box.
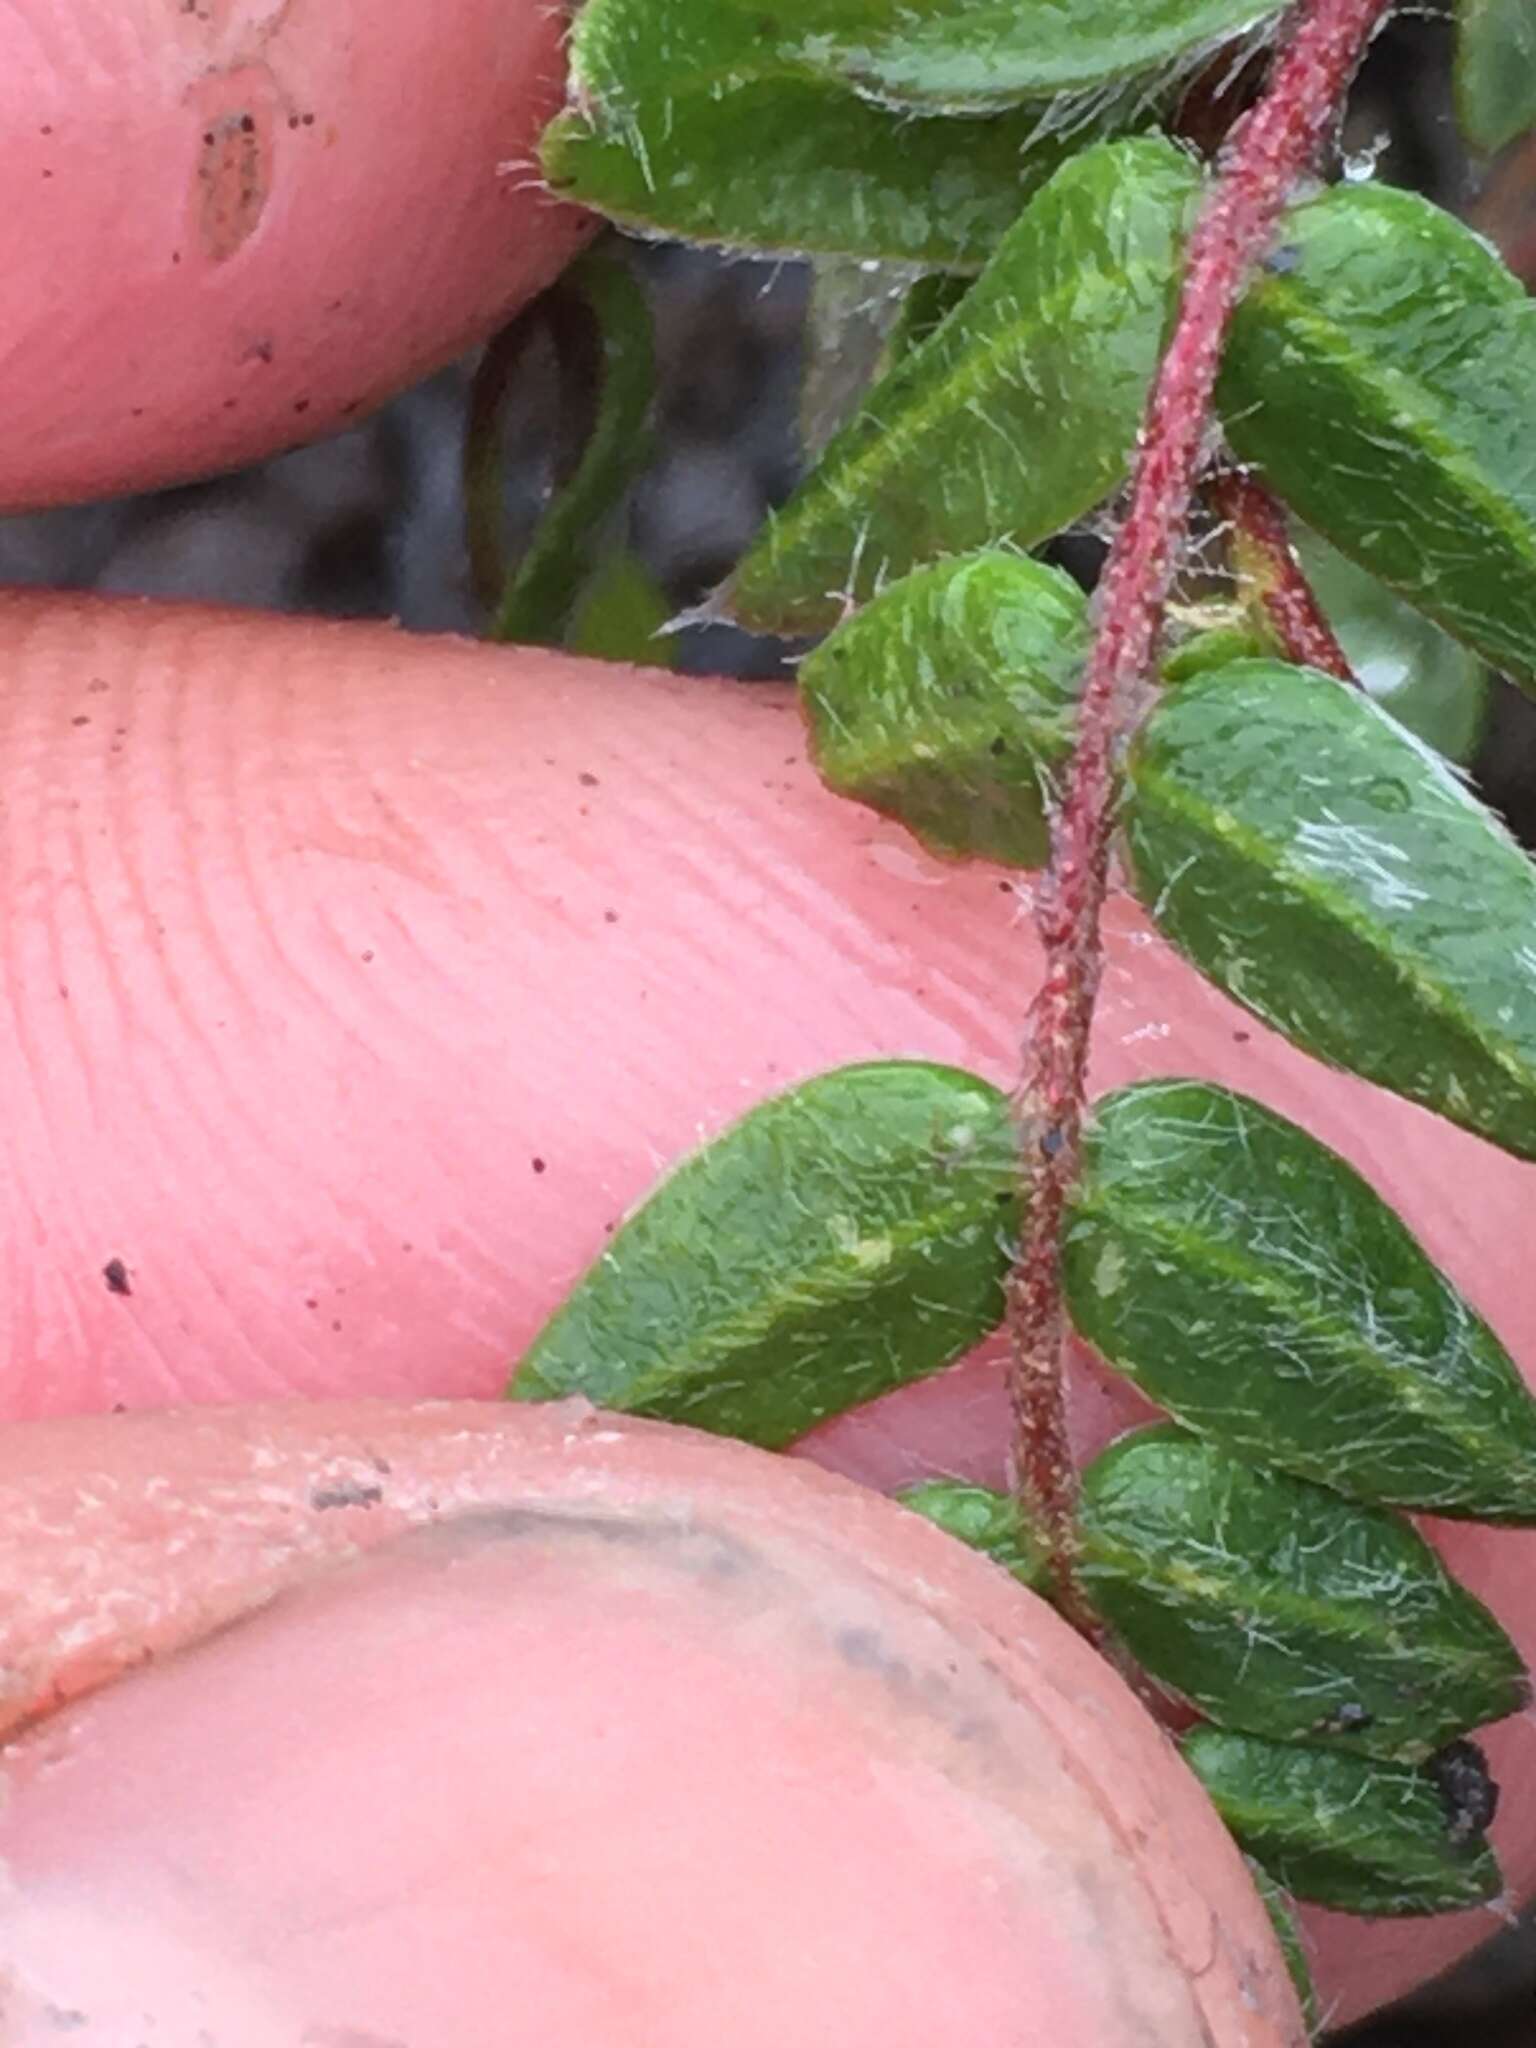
[799,551,1089,866]
[728,135,1204,633]
[895,1479,1047,1589]
[541,0,1125,271]
[1292,528,1488,764]
[1220,182,1536,689]
[1080,1426,1528,1760]
[510,1061,1018,1446]
[1182,1728,1505,1916]
[697,0,1283,112]
[1244,1860,1317,2032]
[1123,660,1536,1162]
[1065,1079,1536,1517]
[1455,0,1536,154]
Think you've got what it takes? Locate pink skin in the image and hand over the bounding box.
[0,596,1533,2027]
[0,0,591,509]
[0,1401,1304,2047]
[0,2,1528,2032]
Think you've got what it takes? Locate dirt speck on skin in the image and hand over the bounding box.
[309,1477,386,1513]
[102,1257,132,1297]
[197,110,268,261]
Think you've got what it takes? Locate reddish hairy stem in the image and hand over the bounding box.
[1212,467,1357,680]
[1007,0,1394,1620]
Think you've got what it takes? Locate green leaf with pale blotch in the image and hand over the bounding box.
[510,1062,1018,1446]
[1079,1427,1528,1759]
[1293,530,1488,765]
[1220,183,1536,690]
[728,137,1204,632]
[1244,1861,1317,2033]
[1182,1729,1504,1916]
[694,0,1283,113]
[1065,1081,1536,1517]
[1456,0,1536,153]
[895,1479,1047,1589]
[1123,662,1536,1162]
[799,551,1088,866]
[541,0,1131,271]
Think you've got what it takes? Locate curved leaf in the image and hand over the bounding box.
[895,1479,1047,1588]
[1455,0,1536,154]
[728,135,1204,632]
[700,0,1284,112]
[1293,528,1488,764]
[541,0,1126,271]
[799,550,1089,866]
[1065,1080,1536,1518]
[1244,1861,1317,2032]
[1080,1426,1528,1759]
[510,1061,1018,1446]
[1220,182,1536,689]
[1123,660,1536,1161]
[1182,1728,1505,1916]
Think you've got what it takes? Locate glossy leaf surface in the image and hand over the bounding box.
[1293,529,1488,764]
[799,551,1088,865]
[697,0,1283,112]
[1221,182,1536,689]
[541,0,1120,270]
[511,1062,1017,1446]
[895,1479,1047,1588]
[1065,1079,1536,1517]
[1079,1426,1528,1759]
[1455,0,1536,154]
[729,136,1204,632]
[1183,1728,1504,1916]
[1124,661,1536,1162]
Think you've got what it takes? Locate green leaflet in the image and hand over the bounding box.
[565,551,677,668]
[1079,1427,1528,1760]
[1220,182,1536,690]
[510,1062,1018,1446]
[1292,529,1488,765]
[1243,1861,1317,2034]
[1455,0,1536,154]
[728,136,1204,633]
[1065,1080,1536,1518]
[895,1479,1047,1589]
[1182,1728,1505,1916]
[798,551,1089,866]
[542,0,1129,271]
[1123,661,1536,1163]
[692,0,1284,113]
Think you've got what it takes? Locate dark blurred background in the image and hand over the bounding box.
[6,14,1533,2038]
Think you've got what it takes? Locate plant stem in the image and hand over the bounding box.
[1007,0,1393,1624]
[1212,468,1356,680]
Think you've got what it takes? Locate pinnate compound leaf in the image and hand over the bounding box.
[799,551,1089,866]
[1065,1080,1536,1517]
[510,1062,1018,1446]
[1292,529,1488,764]
[1455,0,1536,154]
[895,1479,1047,1589]
[1123,661,1536,1163]
[698,0,1284,113]
[1182,1728,1504,1916]
[541,0,1128,272]
[728,136,1205,633]
[1079,1426,1528,1761]
[1220,182,1536,690]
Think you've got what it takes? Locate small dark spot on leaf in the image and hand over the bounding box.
[103,1258,132,1297]
[988,736,1007,757]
